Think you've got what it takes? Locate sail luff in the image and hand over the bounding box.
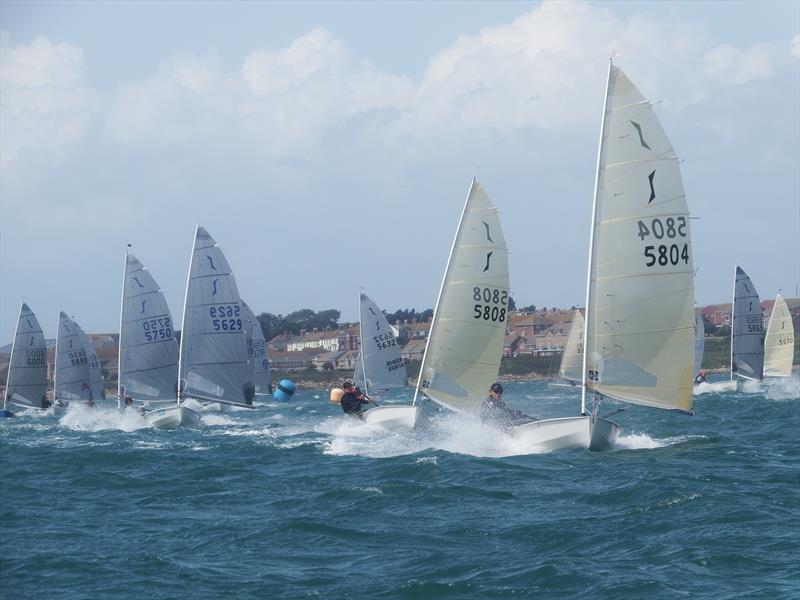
[583,59,615,415]
[413,178,478,406]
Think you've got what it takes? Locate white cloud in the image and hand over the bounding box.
[2,2,796,177]
[0,34,97,174]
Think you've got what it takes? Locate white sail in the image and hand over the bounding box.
[5,303,48,410]
[81,331,105,400]
[731,266,764,380]
[559,310,584,383]
[118,253,179,403]
[694,308,705,376]
[178,226,254,406]
[242,301,271,394]
[353,350,366,388]
[763,294,794,377]
[358,293,407,394]
[416,178,509,415]
[55,312,93,403]
[584,64,695,414]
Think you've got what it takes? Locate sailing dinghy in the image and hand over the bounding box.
[413,178,512,424]
[692,308,708,394]
[548,310,584,390]
[54,312,96,410]
[763,293,794,378]
[355,292,419,431]
[703,266,764,392]
[177,226,256,413]
[1,303,48,417]
[118,252,200,429]
[242,300,272,399]
[517,62,703,449]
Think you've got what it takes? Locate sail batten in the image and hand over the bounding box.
[584,64,695,414]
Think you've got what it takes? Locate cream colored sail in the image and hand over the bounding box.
[763,293,794,377]
[416,178,509,415]
[559,310,584,383]
[584,65,695,414]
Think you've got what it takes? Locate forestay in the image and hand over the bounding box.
[559,310,584,383]
[584,65,695,414]
[763,293,792,377]
[178,226,253,405]
[5,303,48,410]
[118,253,179,403]
[694,308,705,376]
[731,266,764,380]
[55,312,93,403]
[416,179,509,415]
[242,301,271,394]
[358,293,407,394]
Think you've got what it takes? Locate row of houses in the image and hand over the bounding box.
[2,302,797,383]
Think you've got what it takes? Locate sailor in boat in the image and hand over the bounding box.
[694,369,707,384]
[339,381,374,418]
[40,395,52,409]
[480,383,536,431]
[124,397,134,410]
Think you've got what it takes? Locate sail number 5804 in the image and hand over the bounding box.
[472,286,507,323]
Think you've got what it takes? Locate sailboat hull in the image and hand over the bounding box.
[362,405,421,432]
[511,416,620,452]
[0,410,15,418]
[145,406,202,430]
[547,382,581,391]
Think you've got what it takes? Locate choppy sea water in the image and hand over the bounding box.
[1,379,798,599]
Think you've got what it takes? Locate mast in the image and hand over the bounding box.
[729,265,736,382]
[117,247,129,409]
[412,177,477,406]
[4,303,24,411]
[357,293,369,397]
[581,59,614,416]
[176,225,198,406]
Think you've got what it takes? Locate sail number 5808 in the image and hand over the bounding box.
[472,286,507,323]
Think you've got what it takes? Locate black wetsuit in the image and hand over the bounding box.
[341,390,370,417]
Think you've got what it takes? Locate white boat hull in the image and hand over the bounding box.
[511,416,620,452]
[362,405,421,432]
[694,380,737,394]
[145,406,202,430]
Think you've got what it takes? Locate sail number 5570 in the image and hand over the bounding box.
[637,217,689,268]
[472,286,507,323]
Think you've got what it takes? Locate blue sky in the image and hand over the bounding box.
[1,0,798,343]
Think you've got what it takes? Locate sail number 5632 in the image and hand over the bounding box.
[472,286,507,323]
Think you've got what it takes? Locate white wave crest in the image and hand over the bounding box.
[58,404,147,432]
[765,376,800,401]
